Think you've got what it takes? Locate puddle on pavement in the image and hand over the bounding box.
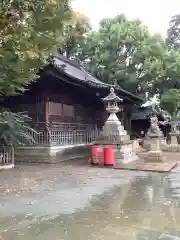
[1,169,180,239]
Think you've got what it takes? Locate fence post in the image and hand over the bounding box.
[10,144,14,165]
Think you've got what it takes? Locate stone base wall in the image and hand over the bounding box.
[115,142,138,164]
[15,144,91,164]
[161,143,180,152]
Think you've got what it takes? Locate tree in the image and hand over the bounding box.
[0,0,72,145]
[167,14,180,50]
[75,14,179,97]
[0,0,71,96]
[59,11,91,58]
[160,89,180,117]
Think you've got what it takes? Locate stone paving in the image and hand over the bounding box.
[0,160,180,239]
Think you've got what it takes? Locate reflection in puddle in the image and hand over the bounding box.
[1,168,180,239]
[159,233,180,240]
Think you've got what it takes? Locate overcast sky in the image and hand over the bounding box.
[72,0,180,36]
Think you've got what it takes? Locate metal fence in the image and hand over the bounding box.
[0,146,14,165]
[20,122,99,146]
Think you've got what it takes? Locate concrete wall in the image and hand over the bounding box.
[15,144,91,164]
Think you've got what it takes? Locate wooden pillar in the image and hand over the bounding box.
[44,98,51,146]
[45,99,50,124]
[123,104,133,133]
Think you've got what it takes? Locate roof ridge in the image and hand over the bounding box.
[54,54,82,69]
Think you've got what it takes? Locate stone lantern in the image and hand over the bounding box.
[146,113,164,162]
[95,87,138,164]
[169,121,178,145]
[104,87,122,120]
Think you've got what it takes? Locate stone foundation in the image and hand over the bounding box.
[15,144,91,164]
[170,132,178,145]
[169,133,180,151]
[115,142,138,164]
[161,133,180,152]
[161,143,180,152]
[0,164,14,170]
[146,150,164,162]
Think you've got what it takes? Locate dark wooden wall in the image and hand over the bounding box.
[0,71,134,131]
[47,98,106,127]
[0,74,107,129]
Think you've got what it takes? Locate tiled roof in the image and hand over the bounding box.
[51,54,143,103]
[131,107,171,121]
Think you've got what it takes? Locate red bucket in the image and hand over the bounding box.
[90,146,103,165]
[104,146,115,166]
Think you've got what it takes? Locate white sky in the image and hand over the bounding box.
[71,0,180,36]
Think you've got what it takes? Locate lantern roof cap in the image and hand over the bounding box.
[102,87,123,103]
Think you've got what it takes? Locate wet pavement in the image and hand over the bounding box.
[1,160,180,239]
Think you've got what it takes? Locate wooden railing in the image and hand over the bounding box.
[34,122,96,131]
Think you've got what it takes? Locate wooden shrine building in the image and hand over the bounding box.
[0,54,143,163]
[131,106,171,138]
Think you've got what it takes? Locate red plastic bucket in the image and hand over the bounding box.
[90,146,103,165]
[104,146,115,166]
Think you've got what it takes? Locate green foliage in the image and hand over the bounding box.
[0,0,73,145]
[0,110,37,145]
[0,0,71,96]
[160,89,180,116]
[167,14,180,50]
[161,14,180,117]
[75,14,180,98]
[59,11,91,58]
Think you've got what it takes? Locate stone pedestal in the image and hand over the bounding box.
[115,142,138,164]
[161,131,180,152]
[147,150,164,162]
[95,87,138,164]
[147,137,164,162]
[161,132,180,152]
[146,116,164,162]
[96,118,138,164]
[169,132,178,145]
[149,136,161,151]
